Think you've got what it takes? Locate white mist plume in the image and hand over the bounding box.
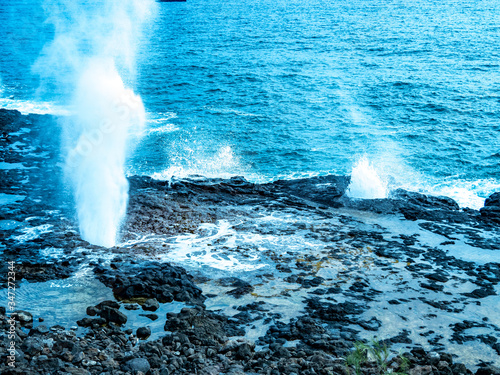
[346,157,388,199]
[35,0,154,247]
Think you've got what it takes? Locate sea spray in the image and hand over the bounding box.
[347,157,388,199]
[34,0,154,246]
[151,145,249,182]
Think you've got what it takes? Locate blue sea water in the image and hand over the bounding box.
[1,0,499,208]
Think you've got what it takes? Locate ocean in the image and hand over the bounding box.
[1,0,499,209]
[1,1,500,369]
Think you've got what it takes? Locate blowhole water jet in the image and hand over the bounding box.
[35,0,154,247]
[65,58,145,247]
[346,157,388,199]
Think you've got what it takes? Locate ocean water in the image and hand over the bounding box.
[1,0,500,208]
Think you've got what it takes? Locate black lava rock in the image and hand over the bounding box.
[137,326,151,340]
[98,306,127,325]
[95,260,206,306]
[484,192,500,207]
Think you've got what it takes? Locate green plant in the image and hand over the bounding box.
[392,351,410,375]
[368,338,390,373]
[345,339,409,375]
[345,341,369,375]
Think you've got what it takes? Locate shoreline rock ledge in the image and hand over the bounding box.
[481,192,500,223]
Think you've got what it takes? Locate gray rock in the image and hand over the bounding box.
[32,324,49,334]
[99,306,127,325]
[480,192,500,221]
[124,357,151,374]
[14,310,33,325]
[451,363,468,374]
[21,337,43,355]
[476,365,500,375]
[76,317,93,327]
[409,366,434,375]
[480,205,500,221]
[125,304,140,310]
[200,366,222,375]
[81,358,97,367]
[72,351,85,363]
[86,306,99,316]
[141,313,159,320]
[66,368,91,375]
[14,349,25,362]
[236,343,253,359]
[143,298,160,311]
[96,300,120,309]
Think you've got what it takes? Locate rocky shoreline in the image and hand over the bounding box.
[1,108,500,374]
[3,298,497,375]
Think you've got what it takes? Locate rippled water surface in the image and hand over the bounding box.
[1,0,499,207]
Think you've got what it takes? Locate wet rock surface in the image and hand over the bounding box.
[94,259,206,306]
[3,302,493,375]
[481,192,500,223]
[1,109,499,373]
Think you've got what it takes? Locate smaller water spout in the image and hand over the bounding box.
[346,157,388,199]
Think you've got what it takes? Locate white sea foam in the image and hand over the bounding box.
[0,97,70,116]
[424,179,500,210]
[12,224,53,242]
[160,220,268,272]
[151,145,251,181]
[133,112,179,136]
[385,173,499,210]
[148,111,177,123]
[144,123,179,135]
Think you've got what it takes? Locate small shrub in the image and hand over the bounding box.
[345,339,409,375]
